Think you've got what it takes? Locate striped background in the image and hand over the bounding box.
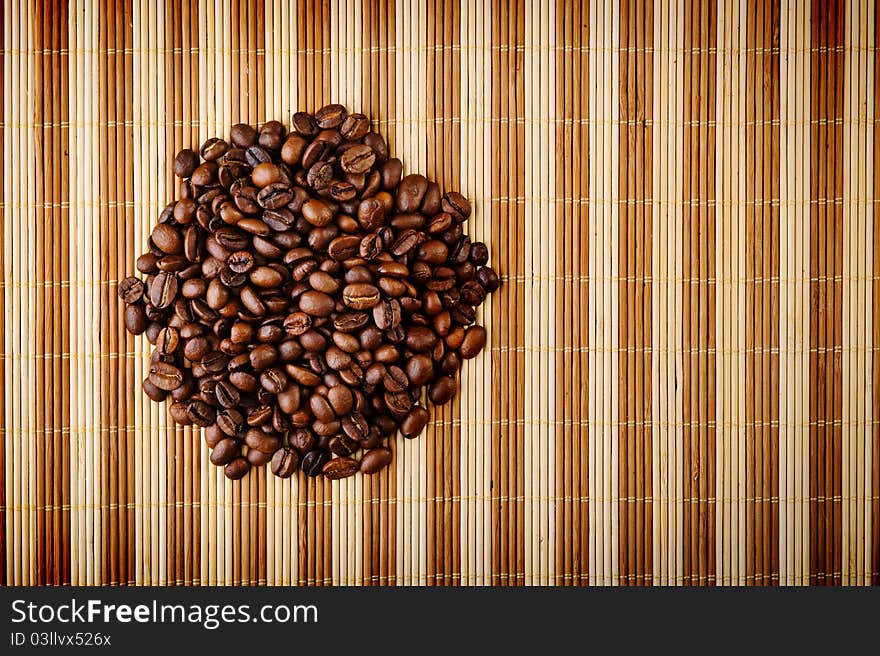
[1,0,877,586]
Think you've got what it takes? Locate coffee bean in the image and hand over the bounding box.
[211,438,240,466]
[224,457,250,480]
[301,449,330,476]
[401,406,429,438]
[342,283,380,310]
[174,149,200,178]
[149,362,184,391]
[339,113,371,140]
[230,123,258,147]
[322,456,359,480]
[460,325,487,359]
[360,447,392,474]
[271,447,299,478]
[340,144,376,174]
[124,303,148,335]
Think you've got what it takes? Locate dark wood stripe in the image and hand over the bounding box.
[554,0,588,586]
[618,0,653,586]
[295,0,333,586]
[230,0,267,585]
[360,0,397,586]
[423,0,461,587]
[35,0,71,586]
[489,0,525,586]
[744,0,780,586]
[159,0,200,586]
[874,0,880,589]
[678,0,720,587]
[810,0,844,586]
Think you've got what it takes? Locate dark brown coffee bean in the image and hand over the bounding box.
[200,137,228,161]
[149,362,184,391]
[428,376,457,406]
[326,385,354,415]
[405,354,434,387]
[118,276,145,304]
[401,406,429,438]
[148,272,178,309]
[216,409,244,436]
[215,380,241,408]
[271,447,299,478]
[257,182,294,210]
[187,399,215,427]
[340,143,376,174]
[341,412,369,441]
[230,123,258,147]
[244,427,280,454]
[211,438,240,466]
[357,197,385,231]
[360,447,393,474]
[124,304,148,335]
[259,367,288,394]
[322,456,359,480]
[301,199,334,227]
[281,133,308,164]
[340,113,371,140]
[314,103,346,129]
[301,449,330,476]
[460,325,487,359]
[342,283,380,310]
[224,457,250,480]
[441,191,471,221]
[152,224,183,255]
[416,239,449,265]
[286,364,322,387]
[328,234,361,260]
[258,120,286,150]
[299,290,335,317]
[291,112,319,137]
[173,148,200,178]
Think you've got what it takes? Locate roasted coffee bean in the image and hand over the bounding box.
[258,120,286,150]
[211,438,240,466]
[187,400,215,427]
[340,113,371,140]
[401,406,429,438]
[301,449,330,477]
[148,362,184,391]
[230,122,258,147]
[224,457,250,480]
[360,447,392,474]
[173,148,200,178]
[322,456,359,480]
[124,304,148,335]
[118,276,146,304]
[428,376,457,406]
[271,447,299,478]
[291,112,319,137]
[460,325,487,359]
[342,283,380,310]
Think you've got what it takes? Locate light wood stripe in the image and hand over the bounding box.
[841,0,874,586]
[652,0,686,586]
[779,0,811,587]
[587,0,620,587]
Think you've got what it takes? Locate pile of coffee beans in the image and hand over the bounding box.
[119,105,499,481]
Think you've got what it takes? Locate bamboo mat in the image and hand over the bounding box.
[0,0,877,587]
